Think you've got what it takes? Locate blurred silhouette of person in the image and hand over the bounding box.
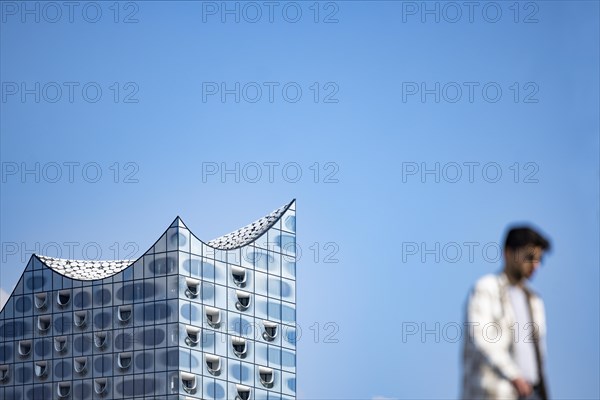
[462,226,551,400]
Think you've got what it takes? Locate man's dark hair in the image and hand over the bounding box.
[504,226,551,251]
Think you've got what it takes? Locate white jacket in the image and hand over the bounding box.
[461,272,547,400]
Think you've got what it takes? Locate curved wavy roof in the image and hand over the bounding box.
[206,201,293,250]
[36,255,135,281]
[35,200,295,280]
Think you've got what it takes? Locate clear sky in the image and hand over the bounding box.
[1,1,599,398]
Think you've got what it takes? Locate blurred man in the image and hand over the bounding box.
[462,227,551,400]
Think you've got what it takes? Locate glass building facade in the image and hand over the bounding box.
[0,200,297,400]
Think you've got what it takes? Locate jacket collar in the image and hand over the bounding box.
[498,270,510,288]
[498,270,537,306]
[498,270,533,293]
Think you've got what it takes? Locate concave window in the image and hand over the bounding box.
[235,291,251,311]
[232,336,247,359]
[236,384,251,400]
[205,306,221,328]
[232,266,247,287]
[57,290,71,307]
[94,332,107,349]
[117,305,132,323]
[185,326,200,346]
[181,372,197,393]
[57,382,71,398]
[262,320,278,342]
[74,310,88,328]
[54,336,67,353]
[205,354,221,376]
[18,340,32,357]
[34,361,48,378]
[74,357,87,374]
[259,366,274,388]
[118,352,132,369]
[185,278,200,298]
[34,293,48,310]
[0,365,9,382]
[94,378,107,395]
[37,315,51,333]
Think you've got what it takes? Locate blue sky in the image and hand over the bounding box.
[1,1,599,398]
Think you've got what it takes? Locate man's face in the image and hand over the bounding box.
[505,245,544,281]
